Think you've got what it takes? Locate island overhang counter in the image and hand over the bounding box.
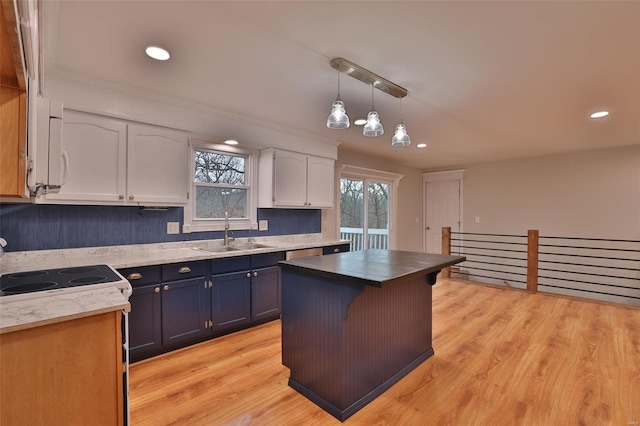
[279,249,465,421]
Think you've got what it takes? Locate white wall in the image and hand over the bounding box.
[323,147,424,252]
[456,145,640,239]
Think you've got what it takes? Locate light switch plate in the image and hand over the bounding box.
[167,222,180,234]
[259,220,268,231]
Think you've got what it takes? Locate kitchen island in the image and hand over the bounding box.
[279,249,465,421]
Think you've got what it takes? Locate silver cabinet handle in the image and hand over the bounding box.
[253,271,258,277]
[333,248,340,253]
[163,285,169,291]
[246,272,251,278]
[127,272,142,280]
[129,195,134,200]
[119,194,125,200]
[179,266,191,274]
[154,287,160,293]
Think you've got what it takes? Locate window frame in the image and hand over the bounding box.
[183,141,258,233]
[337,165,403,250]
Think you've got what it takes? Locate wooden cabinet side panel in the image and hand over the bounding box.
[0,312,124,426]
[0,87,27,197]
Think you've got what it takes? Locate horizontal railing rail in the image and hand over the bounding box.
[340,227,389,251]
[442,227,640,307]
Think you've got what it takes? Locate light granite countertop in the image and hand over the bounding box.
[0,233,349,273]
[0,234,347,333]
[0,286,130,334]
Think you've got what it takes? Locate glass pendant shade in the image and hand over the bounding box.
[327,97,350,129]
[391,123,411,147]
[363,111,384,137]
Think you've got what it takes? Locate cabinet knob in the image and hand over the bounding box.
[154,287,160,293]
[253,271,258,277]
[163,285,169,291]
[119,194,125,200]
[127,272,142,280]
[129,195,134,200]
[333,248,340,253]
[246,272,251,278]
[179,266,191,274]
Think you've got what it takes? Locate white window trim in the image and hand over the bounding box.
[337,164,403,250]
[183,142,258,233]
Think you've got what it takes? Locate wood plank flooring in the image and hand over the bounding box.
[129,279,640,425]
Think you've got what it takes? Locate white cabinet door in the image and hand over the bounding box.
[41,111,127,203]
[127,124,189,205]
[272,150,307,207]
[306,155,334,208]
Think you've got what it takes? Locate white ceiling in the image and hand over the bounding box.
[42,1,640,170]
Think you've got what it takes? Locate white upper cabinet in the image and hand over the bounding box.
[258,148,334,209]
[127,124,189,205]
[36,110,189,206]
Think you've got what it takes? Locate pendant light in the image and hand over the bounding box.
[391,96,411,147]
[326,70,350,129]
[363,84,384,137]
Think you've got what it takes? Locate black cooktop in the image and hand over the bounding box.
[0,265,123,296]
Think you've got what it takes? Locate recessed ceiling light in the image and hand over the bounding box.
[590,110,610,119]
[224,139,239,145]
[417,143,427,148]
[145,46,170,61]
[354,118,367,126]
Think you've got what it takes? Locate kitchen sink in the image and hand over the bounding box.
[231,243,274,250]
[192,246,239,254]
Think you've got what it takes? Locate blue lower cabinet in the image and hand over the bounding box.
[161,277,210,346]
[128,283,162,358]
[251,266,281,322]
[211,271,251,331]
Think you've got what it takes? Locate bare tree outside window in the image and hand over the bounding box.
[340,178,390,250]
[194,150,248,218]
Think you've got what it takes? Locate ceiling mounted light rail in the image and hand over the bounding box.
[326,58,415,147]
[330,58,408,99]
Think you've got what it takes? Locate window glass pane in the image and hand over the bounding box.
[340,178,364,251]
[194,150,245,185]
[367,181,389,249]
[195,187,247,219]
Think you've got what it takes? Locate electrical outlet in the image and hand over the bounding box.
[251,222,258,230]
[167,222,180,235]
[259,220,268,231]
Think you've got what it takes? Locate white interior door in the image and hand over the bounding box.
[424,179,461,254]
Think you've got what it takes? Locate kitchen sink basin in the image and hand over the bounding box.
[231,243,274,250]
[192,246,239,254]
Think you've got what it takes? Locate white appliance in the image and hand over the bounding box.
[30,97,65,195]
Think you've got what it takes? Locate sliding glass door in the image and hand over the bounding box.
[340,178,390,251]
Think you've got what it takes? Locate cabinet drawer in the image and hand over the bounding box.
[251,252,285,269]
[211,256,251,275]
[119,265,161,287]
[322,244,351,255]
[162,261,206,281]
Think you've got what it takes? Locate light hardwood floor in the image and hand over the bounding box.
[129,279,640,425]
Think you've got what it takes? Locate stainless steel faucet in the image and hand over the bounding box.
[224,212,230,245]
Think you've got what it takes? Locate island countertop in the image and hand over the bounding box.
[279,249,466,287]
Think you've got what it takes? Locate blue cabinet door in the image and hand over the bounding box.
[211,271,251,331]
[129,284,162,359]
[251,266,281,322]
[161,277,210,346]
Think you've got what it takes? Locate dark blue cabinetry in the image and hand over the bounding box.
[161,276,210,345]
[251,266,281,322]
[128,283,162,356]
[120,262,208,362]
[211,271,251,331]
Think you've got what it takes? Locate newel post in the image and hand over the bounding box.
[527,230,539,292]
[442,227,451,278]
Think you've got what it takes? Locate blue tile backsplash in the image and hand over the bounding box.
[0,204,321,252]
